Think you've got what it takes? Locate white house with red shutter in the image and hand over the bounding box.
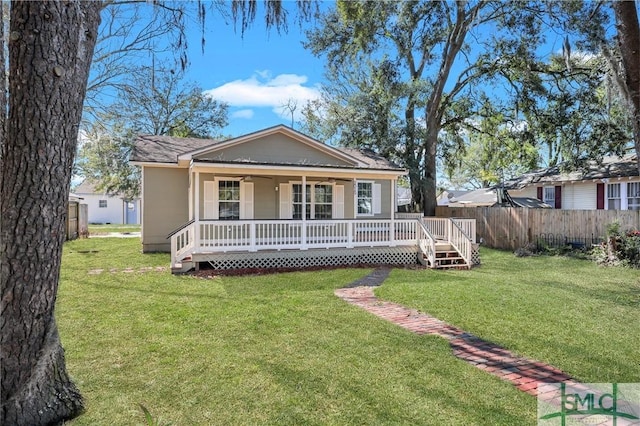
[502,155,639,210]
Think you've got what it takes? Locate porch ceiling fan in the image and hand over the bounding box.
[241,175,273,182]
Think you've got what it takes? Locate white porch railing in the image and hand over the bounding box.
[448,220,472,267]
[197,219,421,252]
[417,220,436,267]
[171,220,195,267]
[170,217,476,270]
[424,217,476,243]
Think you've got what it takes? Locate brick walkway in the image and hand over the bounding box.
[335,268,575,398]
[336,270,640,425]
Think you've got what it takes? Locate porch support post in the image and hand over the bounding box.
[194,169,200,251]
[301,175,307,250]
[188,170,193,220]
[390,178,396,247]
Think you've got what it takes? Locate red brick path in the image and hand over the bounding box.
[334,285,575,397]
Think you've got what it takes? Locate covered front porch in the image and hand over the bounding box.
[170,216,479,273]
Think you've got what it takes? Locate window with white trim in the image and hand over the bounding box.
[628,182,640,211]
[607,183,621,210]
[357,181,381,215]
[98,200,107,208]
[314,184,333,219]
[543,187,555,207]
[292,184,311,220]
[218,180,240,220]
[292,183,333,220]
[357,182,373,215]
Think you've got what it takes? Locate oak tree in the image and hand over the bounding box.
[1,2,102,424]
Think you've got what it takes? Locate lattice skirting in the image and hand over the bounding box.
[192,247,420,271]
[471,244,481,265]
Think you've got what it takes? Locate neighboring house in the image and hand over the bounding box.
[443,188,550,208]
[502,155,640,210]
[396,186,412,210]
[130,125,478,272]
[437,190,470,206]
[74,180,140,224]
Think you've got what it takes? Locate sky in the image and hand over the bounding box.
[180,5,327,137]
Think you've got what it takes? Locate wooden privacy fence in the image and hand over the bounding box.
[436,207,640,250]
[66,202,88,240]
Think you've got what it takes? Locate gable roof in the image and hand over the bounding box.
[184,125,362,165]
[74,179,98,194]
[502,155,639,190]
[130,125,403,171]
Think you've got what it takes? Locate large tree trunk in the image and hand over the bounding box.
[1,2,101,425]
[612,1,640,175]
[423,122,438,217]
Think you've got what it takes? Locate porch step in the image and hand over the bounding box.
[435,242,454,251]
[420,247,469,269]
[171,257,194,274]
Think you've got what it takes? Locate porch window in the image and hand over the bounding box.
[218,180,240,220]
[607,183,621,210]
[99,200,107,208]
[543,187,555,208]
[357,182,373,215]
[292,184,311,220]
[628,182,640,211]
[292,184,333,220]
[314,184,333,219]
[357,181,381,215]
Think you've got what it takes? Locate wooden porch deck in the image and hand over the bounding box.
[170,217,478,273]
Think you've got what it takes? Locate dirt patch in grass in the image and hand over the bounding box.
[190,263,426,278]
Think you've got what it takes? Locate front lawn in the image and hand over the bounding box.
[59,239,534,425]
[57,239,638,424]
[377,248,640,383]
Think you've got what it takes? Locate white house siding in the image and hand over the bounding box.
[508,187,537,198]
[510,184,596,209]
[77,192,140,224]
[564,183,597,210]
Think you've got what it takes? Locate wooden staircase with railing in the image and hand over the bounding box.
[418,241,468,269]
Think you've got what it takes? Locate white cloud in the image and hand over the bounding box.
[204,72,321,121]
[554,48,598,64]
[231,109,255,119]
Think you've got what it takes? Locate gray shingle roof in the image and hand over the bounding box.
[130,135,219,163]
[130,134,402,171]
[338,147,402,170]
[502,155,639,189]
[446,188,551,208]
[74,179,98,194]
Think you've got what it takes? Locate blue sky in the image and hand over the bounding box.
[182,5,326,137]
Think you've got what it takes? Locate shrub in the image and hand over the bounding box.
[592,222,640,268]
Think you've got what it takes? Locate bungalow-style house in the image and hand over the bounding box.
[74,180,141,224]
[502,155,639,210]
[130,125,478,273]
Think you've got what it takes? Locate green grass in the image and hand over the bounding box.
[88,223,141,235]
[59,239,536,425]
[377,248,640,384]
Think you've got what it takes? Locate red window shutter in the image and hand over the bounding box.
[537,187,543,201]
[596,183,604,209]
[554,185,562,209]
